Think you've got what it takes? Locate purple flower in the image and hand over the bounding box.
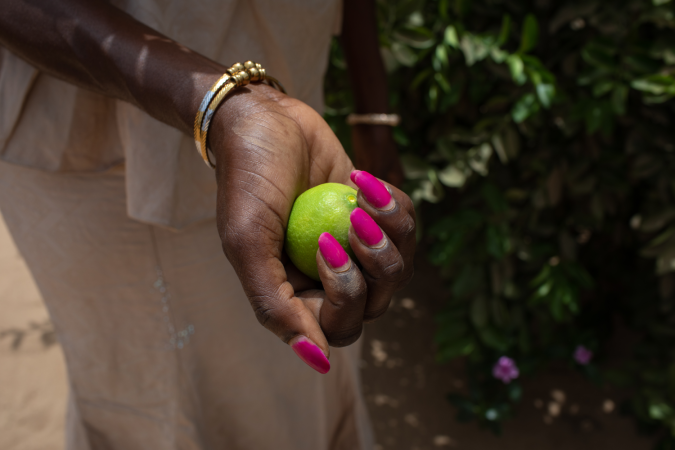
[574,345,593,365]
[492,356,519,384]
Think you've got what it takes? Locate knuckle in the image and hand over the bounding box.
[382,259,405,280]
[395,215,416,241]
[325,325,363,348]
[251,298,276,328]
[323,276,366,305]
[364,305,389,323]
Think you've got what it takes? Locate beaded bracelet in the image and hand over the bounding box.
[193,61,286,168]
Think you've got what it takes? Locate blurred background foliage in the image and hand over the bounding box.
[325,0,675,446]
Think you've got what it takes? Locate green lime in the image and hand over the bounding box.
[285,183,358,281]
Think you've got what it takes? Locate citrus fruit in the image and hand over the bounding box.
[285,183,358,281]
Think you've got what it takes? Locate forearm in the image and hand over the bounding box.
[0,0,225,135]
[340,0,389,114]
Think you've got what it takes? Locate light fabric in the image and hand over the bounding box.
[0,0,376,448]
[0,0,342,230]
[0,159,374,450]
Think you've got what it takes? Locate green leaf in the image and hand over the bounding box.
[438,164,468,187]
[477,326,511,351]
[400,153,433,180]
[411,68,434,90]
[511,93,540,123]
[643,94,674,104]
[649,403,673,420]
[437,336,475,361]
[631,75,675,95]
[612,85,628,115]
[592,80,614,97]
[467,143,493,175]
[498,15,512,46]
[519,14,539,54]
[646,226,675,249]
[584,101,613,135]
[428,83,439,111]
[536,83,555,108]
[434,45,449,70]
[435,72,452,93]
[624,54,661,74]
[460,34,491,66]
[491,134,508,163]
[394,26,436,49]
[486,224,510,258]
[391,42,417,67]
[506,55,527,85]
[490,48,508,63]
[581,44,617,69]
[445,25,460,48]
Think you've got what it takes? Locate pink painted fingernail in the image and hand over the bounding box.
[350,207,384,247]
[291,336,330,374]
[318,232,349,270]
[351,170,393,209]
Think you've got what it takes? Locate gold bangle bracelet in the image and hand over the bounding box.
[193,61,286,168]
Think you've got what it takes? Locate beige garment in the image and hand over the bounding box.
[0,159,374,450]
[0,0,342,230]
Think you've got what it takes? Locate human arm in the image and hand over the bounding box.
[0,0,223,135]
[0,0,416,373]
[341,0,405,186]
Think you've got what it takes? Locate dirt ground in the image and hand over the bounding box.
[360,260,657,450]
[0,213,657,450]
[0,215,67,450]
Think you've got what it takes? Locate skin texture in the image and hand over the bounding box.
[0,0,415,363]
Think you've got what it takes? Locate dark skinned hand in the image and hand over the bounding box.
[210,84,416,373]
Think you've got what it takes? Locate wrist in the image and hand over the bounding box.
[175,70,225,136]
[205,82,284,167]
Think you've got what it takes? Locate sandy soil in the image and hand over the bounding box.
[0,210,657,450]
[0,214,67,450]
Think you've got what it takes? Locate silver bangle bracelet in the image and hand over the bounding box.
[346,113,401,127]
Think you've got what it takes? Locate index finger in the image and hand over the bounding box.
[218,197,332,375]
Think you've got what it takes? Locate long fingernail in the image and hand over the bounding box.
[350,207,385,247]
[291,336,330,374]
[318,232,349,271]
[351,170,393,210]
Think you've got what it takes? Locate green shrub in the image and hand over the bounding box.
[325,0,675,446]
